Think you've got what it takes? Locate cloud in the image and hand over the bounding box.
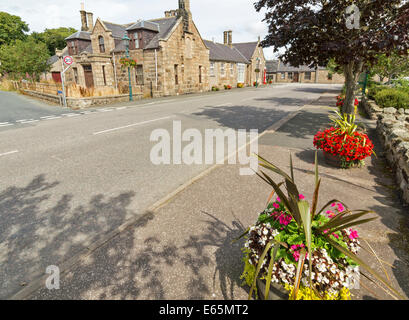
[0,0,274,58]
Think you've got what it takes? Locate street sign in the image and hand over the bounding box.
[63,56,73,65]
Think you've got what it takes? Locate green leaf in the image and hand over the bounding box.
[291,248,306,300]
[264,244,279,300]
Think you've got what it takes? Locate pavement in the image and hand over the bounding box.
[0,83,344,299]
[10,88,409,300]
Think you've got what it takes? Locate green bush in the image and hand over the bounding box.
[368,85,386,100]
[374,88,409,109]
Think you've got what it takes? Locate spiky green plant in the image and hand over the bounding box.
[236,152,404,300]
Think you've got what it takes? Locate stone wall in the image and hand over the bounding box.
[209,61,239,89]
[362,97,409,204]
[20,89,142,109]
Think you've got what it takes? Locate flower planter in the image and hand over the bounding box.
[323,151,362,169]
[256,279,288,300]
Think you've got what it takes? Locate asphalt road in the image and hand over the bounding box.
[0,83,341,298]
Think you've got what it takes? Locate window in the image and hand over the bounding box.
[73,67,78,84]
[305,72,312,80]
[99,36,105,53]
[134,32,139,49]
[186,37,192,59]
[237,64,245,83]
[230,63,234,75]
[135,65,144,84]
[281,73,285,79]
[174,65,179,85]
[102,66,107,85]
[70,41,77,55]
[288,72,293,80]
[221,63,225,76]
[210,62,215,77]
[199,66,202,84]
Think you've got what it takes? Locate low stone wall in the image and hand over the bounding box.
[20,89,142,109]
[362,97,409,204]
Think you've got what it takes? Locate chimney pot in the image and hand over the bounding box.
[228,30,232,47]
[87,12,94,32]
[223,31,228,45]
[80,8,88,32]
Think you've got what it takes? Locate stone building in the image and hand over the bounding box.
[61,0,210,98]
[266,60,345,84]
[233,38,267,86]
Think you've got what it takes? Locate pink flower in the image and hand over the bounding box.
[276,197,281,202]
[299,194,305,200]
[331,203,336,208]
[273,203,280,209]
[337,203,345,212]
[332,233,339,239]
[349,229,359,240]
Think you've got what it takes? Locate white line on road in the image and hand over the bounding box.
[93,116,173,135]
[20,120,39,124]
[16,119,32,123]
[0,150,19,157]
[41,116,61,120]
[0,123,13,127]
[115,107,127,110]
[62,113,81,117]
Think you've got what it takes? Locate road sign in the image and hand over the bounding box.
[63,56,73,65]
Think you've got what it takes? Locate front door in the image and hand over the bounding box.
[293,72,299,83]
[83,65,94,88]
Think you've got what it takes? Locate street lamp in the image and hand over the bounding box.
[122,33,133,101]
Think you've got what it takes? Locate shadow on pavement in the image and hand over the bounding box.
[0,174,136,299]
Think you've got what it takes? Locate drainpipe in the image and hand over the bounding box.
[155,49,158,91]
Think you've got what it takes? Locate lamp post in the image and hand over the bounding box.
[122,33,133,101]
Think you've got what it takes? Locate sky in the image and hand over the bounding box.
[0,0,278,59]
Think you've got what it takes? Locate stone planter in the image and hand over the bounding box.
[256,279,288,300]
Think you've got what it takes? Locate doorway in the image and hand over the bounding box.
[83,65,94,88]
[293,72,299,83]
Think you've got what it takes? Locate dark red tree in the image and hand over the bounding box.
[255,0,409,114]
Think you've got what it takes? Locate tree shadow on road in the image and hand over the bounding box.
[0,174,137,299]
[192,105,290,133]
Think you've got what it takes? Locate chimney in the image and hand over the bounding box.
[80,4,88,32]
[223,31,228,45]
[178,0,191,33]
[165,11,170,17]
[228,30,232,48]
[87,12,94,31]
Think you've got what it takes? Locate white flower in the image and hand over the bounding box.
[271,229,279,237]
[322,276,330,284]
[317,263,327,273]
[329,265,337,274]
[263,229,269,236]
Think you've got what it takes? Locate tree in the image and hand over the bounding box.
[0,12,29,46]
[370,51,409,82]
[255,0,409,114]
[0,38,50,80]
[30,27,77,56]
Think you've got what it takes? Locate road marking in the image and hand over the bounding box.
[40,116,58,119]
[0,150,19,157]
[20,120,39,124]
[215,103,233,107]
[41,116,61,120]
[98,108,114,112]
[115,107,127,110]
[16,119,32,123]
[62,113,81,117]
[93,116,173,135]
[0,122,12,127]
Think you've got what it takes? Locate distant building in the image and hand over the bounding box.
[266,60,345,84]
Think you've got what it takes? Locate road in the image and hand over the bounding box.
[0,83,341,298]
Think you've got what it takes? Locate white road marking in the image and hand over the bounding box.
[93,116,173,135]
[40,116,58,119]
[115,107,127,110]
[41,116,61,120]
[215,103,233,107]
[0,150,19,157]
[16,119,32,123]
[62,113,81,117]
[20,120,39,124]
[98,108,114,112]
[0,123,13,127]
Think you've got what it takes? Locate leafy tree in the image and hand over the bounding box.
[370,51,409,82]
[255,0,409,114]
[0,12,29,46]
[0,38,50,80]
[30,27,77,56]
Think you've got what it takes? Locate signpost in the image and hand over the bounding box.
[60,56,73,107]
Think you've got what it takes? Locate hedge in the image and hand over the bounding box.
[374,88,409,109]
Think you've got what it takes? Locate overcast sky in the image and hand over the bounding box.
[0,0,277,59]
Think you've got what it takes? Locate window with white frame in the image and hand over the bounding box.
[281,73,285,79]
[288,72,293,80]
[221,63,225,76]
[230,63,234,75]
[210,62,215,77]
[237,63,245,83]
[305,72,312,80]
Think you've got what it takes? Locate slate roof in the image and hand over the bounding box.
[233,42,259,61]
[47,47,68,65]
[203,40,249,64]
[126,20,160,32]
[65,31,91,41]
[110,17,178,52]
[266,60,326,73]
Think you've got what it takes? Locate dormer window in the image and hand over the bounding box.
[99,36,105,53]
[134,32,139,49]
